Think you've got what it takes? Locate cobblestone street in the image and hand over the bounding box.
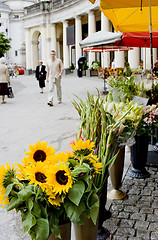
[104,166,158,240]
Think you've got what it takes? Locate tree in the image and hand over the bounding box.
[0,32,11,57]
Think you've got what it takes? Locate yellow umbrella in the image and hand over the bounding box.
[89,0,158,32]
[89,0,158,92]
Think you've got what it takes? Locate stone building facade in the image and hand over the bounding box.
[0,0,158,71]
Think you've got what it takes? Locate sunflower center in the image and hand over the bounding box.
[35,172,47,183]
[33,150,46,162]
[56,170,68,185]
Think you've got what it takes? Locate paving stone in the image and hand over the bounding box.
[119,219,135,228]
[141,190,152,196]
[136,229,150,238]
[118,212,130,219]
[153,191,158,197]
[128,238,143,240]
[111,211,119,218]
[151,231,158,239]
[148,222,158,231]
[154,209,158,216]
[112,237,128,240]
[128,189,141,195]
[140,207,153,214]
[104,218,120,226]
[134,220,149,229]
[147,214,158,222]
[115,227,135,237]
[140,196,153,202]
[152,201,158,209]
[102,223,117,235]
[123,206,140,213]
[111,205,124,211]
[130,213,146,221]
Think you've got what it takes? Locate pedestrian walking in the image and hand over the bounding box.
[0,57,10,104]
[14,63,18,77]
[35,60,46,93]
[46,50,64,106]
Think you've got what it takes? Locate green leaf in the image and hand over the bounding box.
[88,193,99,224]
[32,218,49,240]
[68,181,85,206]
[72,165,90,176]
[4,183,14,199]
[18,185,35,201]
[64,199,86,224]
[31,200,41,218]
[21,210,36,234]
[6,196,23,211]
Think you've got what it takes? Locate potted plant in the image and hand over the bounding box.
[72,92,142,238]
[69,63,75,73]
[128,104,158,178]
[82,61,88,76]
[90,60,100,76]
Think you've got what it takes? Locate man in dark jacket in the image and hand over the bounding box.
[35,60,46,93]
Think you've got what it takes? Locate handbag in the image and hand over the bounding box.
[8,86,14,98]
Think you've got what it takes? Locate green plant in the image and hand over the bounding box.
[70,63,75,70]
[91,60,100,70]
[82,61,88,70]
[0,33,11,57]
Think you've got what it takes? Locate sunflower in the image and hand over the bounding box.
[49,152,70,166]
[48,197,63,206]
[16,156,32,179]
[25,140,56,164]
[0,163,17,205]
[25,162,49,190]
[86,155,102,174]
[47,162,72,195]
[69,139,95,156]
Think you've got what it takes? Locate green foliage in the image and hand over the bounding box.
[70,63,75,70]
[91,60,100,70]
[0,33,11,57]
[82,61,88,70]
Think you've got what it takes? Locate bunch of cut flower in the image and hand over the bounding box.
[106,75,137,102]
[72,91,143,189]
[136,104,158,136]
[103,98,144,145]
[0,139,104,240]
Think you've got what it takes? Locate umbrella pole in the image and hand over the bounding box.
[149,0,154,96]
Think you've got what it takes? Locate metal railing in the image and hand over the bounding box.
[25,1,52,15]
[53,0,76,9]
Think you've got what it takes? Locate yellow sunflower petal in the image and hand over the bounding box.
[47,162,72,195]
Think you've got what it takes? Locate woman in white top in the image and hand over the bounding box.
[0,57,10,104]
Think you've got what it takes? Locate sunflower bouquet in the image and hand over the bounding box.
[0,139,103,240]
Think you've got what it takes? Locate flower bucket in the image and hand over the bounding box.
[128,134,150,179]
[49,222,71,240]
[107,146,126,200]
[73,215,98,240]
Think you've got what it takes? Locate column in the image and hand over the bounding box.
[51,23,57,52]
[75,16,82,68]
[144,48,157,70]
[25,28,32,69]
[63,20,70,70]
[115,51,125,68]
[128,48,140,69]
[41,24,47,65]
[153,48,157,66]
[88,10,96,67]
[46,23,51,61]
[101,12,110,68]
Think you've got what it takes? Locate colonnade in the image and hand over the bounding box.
[25,10,157,71]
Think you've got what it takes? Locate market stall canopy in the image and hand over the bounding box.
[89,0,158,32]
[120,31,158,48]
[79,31,122,48]
[83,46,133,53]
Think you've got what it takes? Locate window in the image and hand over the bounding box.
[15,51,18,56]
[13,15,19,19]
